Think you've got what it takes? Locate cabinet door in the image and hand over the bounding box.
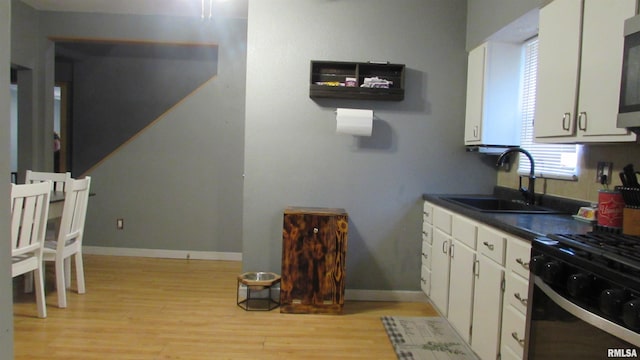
[448,240,476,343]
[471,254,505,360]
[506,237,531,279]
[501,305,527,359]
[421,265,431,296]
[464,43,485,144]
[422,240,432,269]
[577,0,636,140]
[504,273,529,316]
[535,0,582,139]
[430,228,451,316]
[281,211,348,314]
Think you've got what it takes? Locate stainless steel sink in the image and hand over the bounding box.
[442,196,565,214]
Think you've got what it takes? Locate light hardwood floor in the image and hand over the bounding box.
[13,255,437,359]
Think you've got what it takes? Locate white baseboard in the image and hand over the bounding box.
[82,246,242,261]
[345,289,428,302]
[82,247,426,303]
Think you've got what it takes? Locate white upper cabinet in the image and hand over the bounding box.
[535,0,637,143]
[465,41,522,146]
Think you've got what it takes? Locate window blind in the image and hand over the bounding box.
[518,37,579,180]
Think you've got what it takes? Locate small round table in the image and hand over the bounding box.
[237,272,281,311]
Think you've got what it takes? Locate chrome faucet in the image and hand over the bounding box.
[496,148,536,205]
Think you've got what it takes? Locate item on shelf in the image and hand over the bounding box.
[315,81,344,86]
[360,76,393,88]
[345,77,357,87]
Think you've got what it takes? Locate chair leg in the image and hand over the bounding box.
[64,257,71,289]
[24,272,34,293]
[75,253,85,294]
[34,267,47,318]
[55,258,67,308]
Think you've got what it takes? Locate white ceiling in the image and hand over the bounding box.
[20,0,248,18]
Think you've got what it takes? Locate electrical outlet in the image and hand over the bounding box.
[596,161,613,185]
[116,218,124,230]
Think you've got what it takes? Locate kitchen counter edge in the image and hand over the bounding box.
[422,193,593,242]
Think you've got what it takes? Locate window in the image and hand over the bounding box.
[518,37,579,180]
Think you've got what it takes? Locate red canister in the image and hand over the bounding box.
[598,190,624,228]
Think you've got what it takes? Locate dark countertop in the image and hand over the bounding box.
[423,188,594,241]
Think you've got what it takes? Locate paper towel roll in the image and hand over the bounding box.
[336,108,373,136]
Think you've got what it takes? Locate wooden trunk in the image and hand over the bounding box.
[280,207,348,314]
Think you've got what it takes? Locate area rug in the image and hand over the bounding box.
[381,316,478,360]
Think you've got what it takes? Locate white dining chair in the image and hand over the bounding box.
[22,170,73,293]
[43,176,91,308]
[11,181,52,318]
[25,170,72,192]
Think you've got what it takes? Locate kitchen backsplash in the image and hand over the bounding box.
[497,142,640,203]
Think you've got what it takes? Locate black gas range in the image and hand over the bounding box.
[528,231,640,358]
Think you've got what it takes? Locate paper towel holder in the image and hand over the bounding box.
[335,108,374,137]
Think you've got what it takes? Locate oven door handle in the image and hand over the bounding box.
[534,276,640,347]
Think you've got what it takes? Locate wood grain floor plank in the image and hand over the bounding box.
[13,255,436,359]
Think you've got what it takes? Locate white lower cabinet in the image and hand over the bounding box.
[471,253,505,360]
[421,201,531,360]
[448,214,478,343]
[501,306,527,359]
[421,264,431,296]
[501,345,523,360]
[500,237,532,360]
[431,228,451,316]
[448,239,476,343]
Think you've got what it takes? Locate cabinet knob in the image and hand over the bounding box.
[511,332,525,347]
[514,292,528,306]
[578,111,587,131]
[422,252,428,259]
[516,258,529,269]
[313,227,319,234]
[562,112,572,131]
[482,241,494,250]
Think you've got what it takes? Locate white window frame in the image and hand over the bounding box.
[518,37,580,181]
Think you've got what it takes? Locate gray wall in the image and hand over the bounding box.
[243,0,498,291]
[466,0,541,50]
[11,9,247,254]
[12,0,51,177]
[2,1,14,358]
[63,42,219,175]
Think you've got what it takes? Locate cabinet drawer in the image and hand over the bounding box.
[421,241,432,269]
[452,215,477,250]
[478,226,506,265]
[505,273,529,315]
[423,202,434,225]
[501,305,526,359]
[422,223,433,244]
[433,207,452,234]
[501,343,522,360]
[421,265,431,296]
[507,238,531,278]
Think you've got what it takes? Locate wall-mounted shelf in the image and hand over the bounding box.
[309,60,405,101]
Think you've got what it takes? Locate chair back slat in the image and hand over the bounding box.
[25,170,72,192]
[11,181,51,318]
[56,177,91,252]
[10,182,51,257]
